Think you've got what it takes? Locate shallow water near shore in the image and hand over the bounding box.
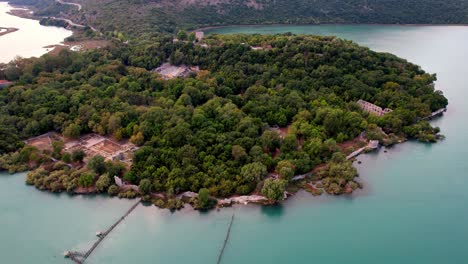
[2,25,468,263]
[0,2,71,63]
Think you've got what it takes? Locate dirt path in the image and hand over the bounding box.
[53,0,98,32]
[55,0,82,11]
[49,16,85,27]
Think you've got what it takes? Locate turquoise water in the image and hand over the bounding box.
[2,25,468,263]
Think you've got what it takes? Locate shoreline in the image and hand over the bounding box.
[14,111,446,211]
[194,22,468,33]
[0,26,18,36]
[12,114,447,211]
[1,2,106,62]
[3,2,37,21]
[17,136,388,210]
[5,1,97,32]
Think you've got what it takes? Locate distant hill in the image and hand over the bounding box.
[78,0,468,35]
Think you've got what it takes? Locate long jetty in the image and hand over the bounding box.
[421,108,447,121]
[66,199,141,263]
[217,214,235,264]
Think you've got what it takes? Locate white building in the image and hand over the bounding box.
[195,31,204,41]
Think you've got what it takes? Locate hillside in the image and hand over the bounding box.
[8,0,468,36]
[78,0,468,35]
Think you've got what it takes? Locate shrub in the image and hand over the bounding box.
[96,174,111,192]
[138,179,152,194]
[166,198,184,210]
[62,152,72,163]
[71,149,86,163]
[78,173,95,187]
[118,190,138,199]
[108,185,120,196]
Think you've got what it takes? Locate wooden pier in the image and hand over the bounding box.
[346,140,379,160]
[422,108,447,121]
[65,199,141,263]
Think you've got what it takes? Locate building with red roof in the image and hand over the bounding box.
[0,80,11,88]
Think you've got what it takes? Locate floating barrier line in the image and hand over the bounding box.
[66,199,141,263]
[217,214,235,264]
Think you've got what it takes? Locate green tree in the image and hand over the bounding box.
[281,134,297,153]
[260,130,281,152]
[240,162,268,183]
[51,141,64,159]
[62,152,71,163]
[188,32,196,42]
[261,179,286,202]
[78,173,95,187]
[106,161,126,177]
[130,132,144,146]
[96,174,111,192]
[71,149,86,163]
[63,123,81,138]
[4,64,21,80]
[197,188,212,209]
[276,160,295,180]
[232,145,247,161]
[139,178,152,194]
[88,155,106,174]
[177,30,187,40]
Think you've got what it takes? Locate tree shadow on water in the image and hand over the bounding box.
[260,203,284,219]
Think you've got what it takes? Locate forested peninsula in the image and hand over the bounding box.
[0,30,448,209]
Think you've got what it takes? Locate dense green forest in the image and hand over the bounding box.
[78,0,468,35]
[0,33,447,204]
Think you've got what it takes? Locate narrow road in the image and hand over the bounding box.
[49,16,85,28]
[55,0,82,11]
[53,0,99,31]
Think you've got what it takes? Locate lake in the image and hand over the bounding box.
[0,2,72,63]
[2,25,468,263]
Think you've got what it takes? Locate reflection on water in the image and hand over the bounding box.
[260,204,284,219]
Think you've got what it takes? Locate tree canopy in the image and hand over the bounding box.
[0,33,447,200]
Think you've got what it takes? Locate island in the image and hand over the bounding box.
[0,30,448,210]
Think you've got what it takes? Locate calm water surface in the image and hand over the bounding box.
[2,25,468,263]
[0,2,71,63]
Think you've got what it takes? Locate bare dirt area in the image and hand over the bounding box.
[24,132,62,152]
[63,134,138,166]
[338,137,367,155]
[271,125,291,139]
[74,186,97,194]
[46,39,111,55]
[25,132,138,166]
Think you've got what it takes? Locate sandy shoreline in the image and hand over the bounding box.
[0,26,18,36]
